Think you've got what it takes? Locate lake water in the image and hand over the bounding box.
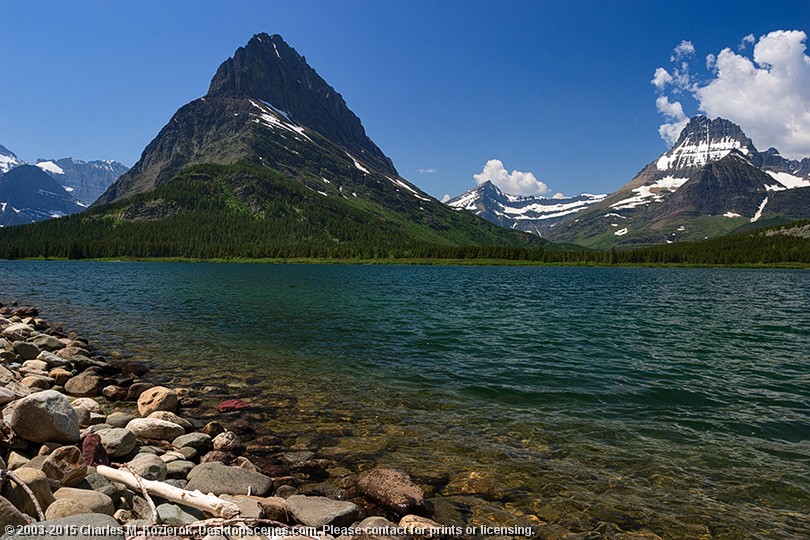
[1,261,808,538]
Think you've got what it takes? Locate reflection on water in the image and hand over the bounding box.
[1,261,809,538]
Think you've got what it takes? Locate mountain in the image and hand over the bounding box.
[35,158,129,205]
[545,116,810,247]
[446,181,606,236]
[0,34,542,259]
[0,165,87,227]
[0,145,25,174]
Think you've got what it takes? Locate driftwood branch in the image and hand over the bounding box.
[118,463,159,524]
[96,465,240,518]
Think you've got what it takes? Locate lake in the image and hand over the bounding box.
[1,261,808,538]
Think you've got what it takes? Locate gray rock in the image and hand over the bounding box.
[106,412,137,428]
[147,411,191,431]
[77,473,118,499]
[8,390,79,443]
[283,451,315,464]
[186,462,274,496]
[156,503,199,525]
[52,487,114,515]
[36,351,70,368]
[13,342,41,361]
[20,360,49,372]
[71,406,91,427]
[96,428,137,458]
[127,453,167,481]
[0,513,124,540]
[166,460,195,479]
[172,432,212,452]
[285,495,359,529]
[64,374,104,397]
[125,418,184,441]
[0,467,55,518]
[221,495,265,519]
[30,335,65,352]
[212,430,243,452]
[0,365,32,400]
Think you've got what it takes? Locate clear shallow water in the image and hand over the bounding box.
[1,261,808,538]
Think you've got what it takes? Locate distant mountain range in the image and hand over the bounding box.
[447,116,810,247]
[0,165,87,226]
[0,33,541,259]
[0,145,128,226]
[35,158,129,205]
[447,181,606,236]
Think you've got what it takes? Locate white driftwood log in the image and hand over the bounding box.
[96,465,241,518]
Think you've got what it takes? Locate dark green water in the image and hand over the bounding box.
[1,261,808,538]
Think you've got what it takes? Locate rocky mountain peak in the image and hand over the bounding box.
[0,144,25,174]
[207,33,393,173]
[656,116,757,172]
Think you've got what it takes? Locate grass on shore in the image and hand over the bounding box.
[10,256,810,270]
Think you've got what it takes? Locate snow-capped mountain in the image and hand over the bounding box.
[35,158,129,205]
[0,145,25,174]
[0,165,87,227]
[446,180,606,236]
[545,116,810,247]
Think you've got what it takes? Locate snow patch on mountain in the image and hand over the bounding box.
[36,161,65,175]
[611,176,689,210]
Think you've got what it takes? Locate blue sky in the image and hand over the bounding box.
[1,0,808,199]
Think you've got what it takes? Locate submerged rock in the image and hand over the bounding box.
[357,468,425,516]
[285,495,359,529]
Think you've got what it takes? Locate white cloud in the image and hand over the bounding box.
[418,168,436,174]
[738,33,755,51]
[552,192,566,199]
[651,67,673,90]
[655,96,689,146]
[696,30,810,158]
[671,40,695,61]
[473,159,549,196]
[441,194,451,203]
[651,30,810,157]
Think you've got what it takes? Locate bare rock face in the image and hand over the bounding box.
[357,467,425,516]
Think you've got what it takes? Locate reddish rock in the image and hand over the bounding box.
[216,399,252,413]
[102,385,128,401]
[82,433,110,467]
[357,467,425,516]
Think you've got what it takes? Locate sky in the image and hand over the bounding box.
[1,0,809,200]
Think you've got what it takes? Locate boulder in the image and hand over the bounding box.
[77,472,119,499]
[156,503,199,525]
[101,385,127,401]
[147,411,192,431]
[186,462,274,496]
[106,412,137,428]
[220,495,265,519]
[125,382,154,401]
[96,428,137,458]
[46,486,115,518]
[56,347,90,360]
[125,418,185,441]
[127,453,167,481]
[8,390,80,443]
[36,351,70,368]
[137,386,177,416]
[166,460,195,479]
[48,368,73,386]
[2,323,34,340]
[212,431,243,452]
[72,406,91,427]
[20,360,49,372]
[357,468,425,515]
[12,342,40,361]
[20,375,52,390]
[284,495,359,529]
[41,446,87,487]
[0,513,125,540]
[70,397,101,413]
[64,374,104,397]
[0,467,55,518]
[0,365,32,400]
[0,495,32,529]
[30,335,65,352]
[172,432,212,453]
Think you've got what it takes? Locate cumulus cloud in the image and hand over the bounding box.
[651,30,810,158]
[441,194,451,203]
[656,96,689,146]
[418,167,437,174]
[651,67,673,90]
[473,159,549,196]
[697,30,810,158]
[552,192,566,199]
[671,40,695,61]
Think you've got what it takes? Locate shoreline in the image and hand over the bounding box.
[0,299,518,539]
[6,256,810,270]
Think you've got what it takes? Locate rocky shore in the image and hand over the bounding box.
[0,301,515,540]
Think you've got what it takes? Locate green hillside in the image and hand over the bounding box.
[0,163,545,260]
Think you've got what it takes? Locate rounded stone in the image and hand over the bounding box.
[137,386,177,417]
[125,418,185,441]
[127,453,167,481]
[96,428,138,458]
[8,390,80,443]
